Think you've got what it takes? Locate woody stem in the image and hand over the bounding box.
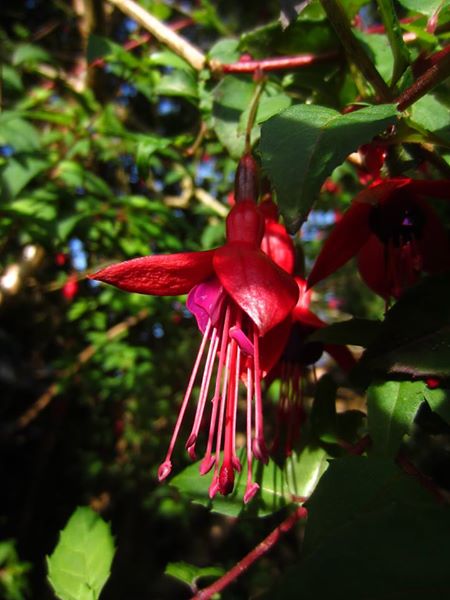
[193,506,308,599]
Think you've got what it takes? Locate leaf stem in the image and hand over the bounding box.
[193,506,308,599]
[375,0,410,86]
[320,0,391,101]
[245,77,266,153]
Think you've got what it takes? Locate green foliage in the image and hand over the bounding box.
[0,541,30,600]
[367,380,425,456]
[260,103,398,230]
[164,561,224,590]
[47,507,115,600]
[274,457,450,599]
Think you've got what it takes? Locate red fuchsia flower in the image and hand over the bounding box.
[269,277,355,458]
[308,178,450,301]
[91,154,299,503]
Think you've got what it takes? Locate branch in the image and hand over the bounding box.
[106,0,206,70]
[193,506,308,599]
[320,0,392,102]
[396,45,450,111]
[214,51,337,74]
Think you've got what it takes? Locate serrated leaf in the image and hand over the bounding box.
[47,506,115,600]
[260,103,398,231]
[309,318,381,347]
[360,274,450,377]
[165,562,223,589]
[367,380,425,456]
[170,450,290,518]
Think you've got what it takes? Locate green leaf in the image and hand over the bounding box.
[285,445,329,499]
[136,137,171,178]
[170,450,290,518]
[207,39,240,63]
[302,456,435,553]
[155,70,198,99]
[397,0,450,16]
[310,375,337,443]
[47,506,115,600]
[410,94,450,146]
[0,112,41,151]
[375,0,410,84]
[148,50,194,72]
[367,380,425,456]
[0,155,48,201]
[281,506,450,599]
[12,43,51,66]
[260,103,397,231]
[165,562,224,589]
[360,274,450,377]
[424,386,450,425]
[309,318,381,347]
[212,76,291,159]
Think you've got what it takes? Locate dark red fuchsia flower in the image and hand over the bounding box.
[269,277,355,458]
[91,155,298,503]
[308,178,450,301]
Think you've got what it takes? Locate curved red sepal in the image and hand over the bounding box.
[307,202,372,289]
[404,179,450,199]
[90,250,215,296]
[261,220,296,274]
[259,317,292,377]
[213,245,299,336]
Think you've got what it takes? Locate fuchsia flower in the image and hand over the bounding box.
[91,155,299,503]
[269,277,355,457]
[308,178,450,300]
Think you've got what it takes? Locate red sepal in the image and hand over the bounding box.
[261,220,296,274]
[259,317,292,377]
[307,202,372,289]
[357,234,392,300]
[91,250,215,296]
[213,244,299,336]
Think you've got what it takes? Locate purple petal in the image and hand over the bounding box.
[186,277,226,333]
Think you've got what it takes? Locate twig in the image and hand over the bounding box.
[215,51,337,73]
[320,0,392,102]
[194,188,228,217]
[106,0,206,70]
[193,506,308,599]
[397,452,447,504]
[7,308,149,434]
[245,77,266,153]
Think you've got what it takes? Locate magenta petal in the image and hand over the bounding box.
[90,250,215,296]
[307,202,372,289]
[213,244,299,336]
[186,277,225,333]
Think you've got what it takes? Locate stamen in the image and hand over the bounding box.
[229,326,254,356]
[252,327,269,464]
[244,364,259,504]
[185,328,219,460]
[200,304,231,475]
[220,337,239,494]
[158,319,213,481]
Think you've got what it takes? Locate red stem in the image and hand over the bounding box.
[220,52,337,73]
[396,452,447,504]
[396,45,450,111]
[192,506,308,599]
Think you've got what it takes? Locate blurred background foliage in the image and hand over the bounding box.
[1,0,449,598]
